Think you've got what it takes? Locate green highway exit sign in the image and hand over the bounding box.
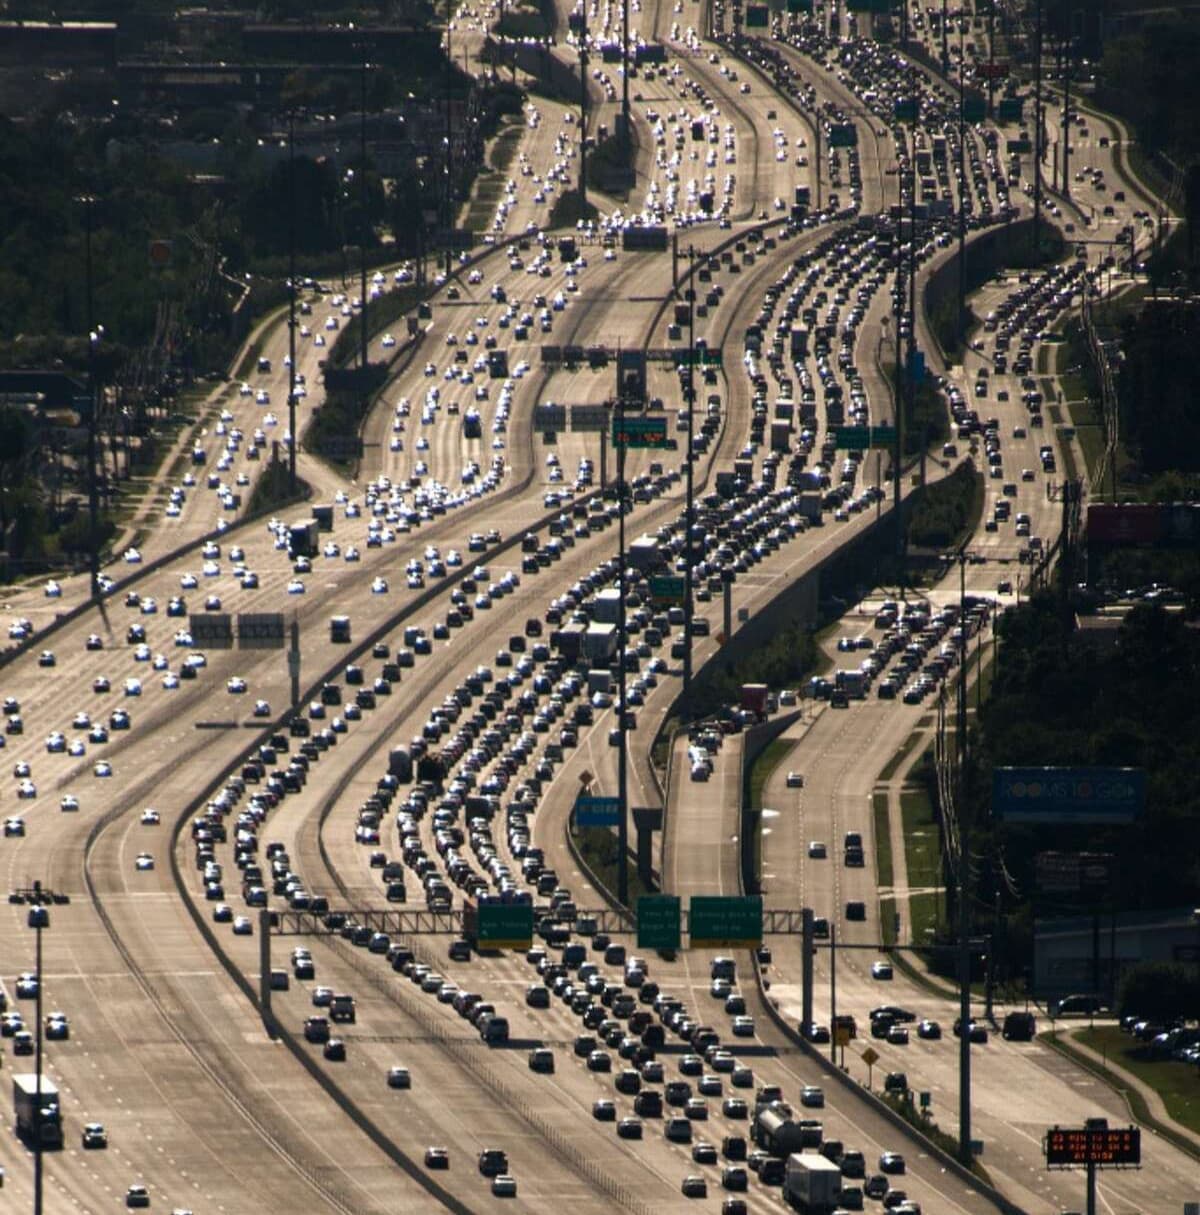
[637,895,681,950]
[689,896,763,948]
[649,575,685,605]
[476,903,533,949]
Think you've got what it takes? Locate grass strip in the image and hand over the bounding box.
[1041,1029,1200,1162]
[872,791,894,889]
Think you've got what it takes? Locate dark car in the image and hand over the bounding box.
[1002,1010,1037,1041]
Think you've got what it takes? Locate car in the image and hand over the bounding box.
[478,1148,508,1177]
[387,1066,412,1088]
[871,961,894,981]
[82,1122,108,1149]
[212,903,233,923]
[800,1085,824,1108]
[60,795,79,812]
[94,760,113,777]
[864,1174,890,1200]
[954,1018,990,1043]
[808,840,827,859]
[681,1175,708,1198]
[424,1146,449,1169]
[886,1023,910,1045]
[38,650,56,667]
[323,1038,346,1061]
[227,676,247,694]
[126,1184,151,1208]
[593,1099,617,1121]
[527,1045,556,1072]
[141,808,161,825]
[879,1152,905,1175]
[786,771,804,788]
[232,916,253,935]
[133,850,155,871]
[916,1018,941,1039]
[730,1016,755,1037]
[491,1175,518,1198]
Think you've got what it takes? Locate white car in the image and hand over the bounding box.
[94,760,113,777]
[141,808,160,825]
[134,853,155,871]
[287,579,305,595]
[60,795,80,812]
[227,677,247,694]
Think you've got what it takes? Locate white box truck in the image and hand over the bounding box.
[784,1152,842,1213]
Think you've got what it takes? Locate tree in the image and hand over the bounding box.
[1116,962,1200,1023]
[0,404,33,531]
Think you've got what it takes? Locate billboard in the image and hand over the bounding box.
[1086,503,1163,546]
[1034,852,1114,898]
[993,767,1144,824]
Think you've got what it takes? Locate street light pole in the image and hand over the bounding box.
[360,50,370,372]
[683,246,696,699]
[13,880,68,1215]
[287,113,298,494]
[616,381,629,906]
[79,195,100,602]
[956,550,973,1165]
[33,900,44,1215]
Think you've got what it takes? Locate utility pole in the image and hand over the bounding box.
[616,373,629,906]
[621,0,631,164]
[444,3,454,277]
[958,15,968,345]
[956,549,973,1165]
[360,50,370,372]
[1033,0,1044,250]
[79,194,101,601]
[287,113,298,493]
[987,1,997,120]
[683,246,697,699]
[893,208,905,595]
[1061,25,1072,201]
[579,3,589,215]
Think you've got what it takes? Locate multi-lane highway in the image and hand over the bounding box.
[1,1,1187,1212]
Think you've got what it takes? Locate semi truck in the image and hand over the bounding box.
[589,588,622,625]
[289,518,319,557]
[551,622,587,662]
[14,1074,63,1148]
[797,491,823,525]
[581,623,618,665]
[740,683,769,717]
[783,1152,843,1213]
[629,535,663,572]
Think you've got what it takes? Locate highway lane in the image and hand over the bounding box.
[652,692,992,1215]
[4,12,1179,1215]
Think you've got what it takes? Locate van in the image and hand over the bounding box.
[481,1015,510,1044]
